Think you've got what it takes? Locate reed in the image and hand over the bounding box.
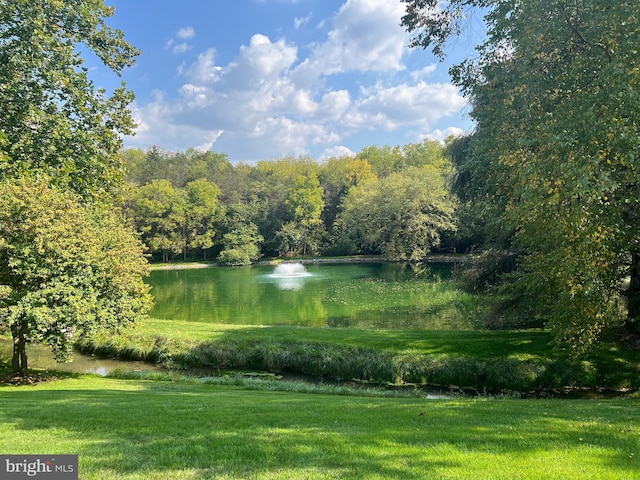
[75,329,640,392]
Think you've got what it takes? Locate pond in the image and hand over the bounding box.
[147,262,479,329]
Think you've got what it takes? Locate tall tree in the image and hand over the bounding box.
[0,0,139,198]
[124,180,184,262]
[319,156,377,233]
[0,1,151,374]
[402,1,640,349]
[217,202,264,266]
[280,174,325,256]
[0,180,151,374]
[183,178,221,260]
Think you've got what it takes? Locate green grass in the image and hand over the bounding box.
[0,375,638,479]
[75,319,640,392]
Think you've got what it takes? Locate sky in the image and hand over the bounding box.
[96,0,477,163]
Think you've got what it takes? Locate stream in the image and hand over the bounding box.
[0,340,160,376]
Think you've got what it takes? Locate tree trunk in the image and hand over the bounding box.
[10,323,28,376]
[624,252,640,334]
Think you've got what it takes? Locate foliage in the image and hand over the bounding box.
[319,156,376,231]
[279,174,325,256]
[0,180,152,374]
[182,178,221,259]
[123,147,233,188]
[0,0,139,198]
[121,139,459,261]
[402,1,640,350]
[337,166,456,260]
[217,222,263,266]
[123,180,184,262]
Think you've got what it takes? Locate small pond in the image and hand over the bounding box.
[147,262,478,329]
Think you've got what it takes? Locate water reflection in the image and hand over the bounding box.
[0,340,159,376]
[147,262,478,328]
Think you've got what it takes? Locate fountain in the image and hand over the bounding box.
[272,262,309,277]
[268,262,312,290]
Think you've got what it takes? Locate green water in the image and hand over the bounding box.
[147,262,479,329]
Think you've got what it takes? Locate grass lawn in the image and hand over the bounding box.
[0,375,638,479]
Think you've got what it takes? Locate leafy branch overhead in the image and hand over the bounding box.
[0,0,139,198]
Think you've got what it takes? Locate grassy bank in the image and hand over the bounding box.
[75,319,640,393]
[0,375,637,479]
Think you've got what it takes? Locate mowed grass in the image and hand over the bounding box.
[113,317,555,357]
[0,375,638,479]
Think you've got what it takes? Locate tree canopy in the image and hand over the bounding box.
[0,180,151,374]
[402,0,640,349]
[0,0,139,198]
[118,140,457,262]
[0,1,150,374]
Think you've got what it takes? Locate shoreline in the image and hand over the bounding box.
[150,253,467,270]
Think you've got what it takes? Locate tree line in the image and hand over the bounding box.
[401,0,640,350]
[119,140,459,264]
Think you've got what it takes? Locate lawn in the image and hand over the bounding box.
[0,375,638,479]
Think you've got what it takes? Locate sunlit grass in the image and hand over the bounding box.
[75,319,640,392]
[0,376,637,479]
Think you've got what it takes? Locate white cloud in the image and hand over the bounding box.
[176,26,196,40]
[410,64,438,81]
[186,49,221,84]
[293,0,407,83]
[294,13,312,29]
[343,82,466,131]
[319,145,356,160]
[126,1,468,162]
[166,27,196,54]
[423,126,465,143]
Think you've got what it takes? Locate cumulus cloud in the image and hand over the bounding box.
[166,26,196,54]
[423,127,466,143]
[126,0,467,162]
[292,0,406,86]
[177,26,196,40]
[319,145,356,160]
[344,82,466,131]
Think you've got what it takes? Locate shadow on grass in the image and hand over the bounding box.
[0,380,638,479]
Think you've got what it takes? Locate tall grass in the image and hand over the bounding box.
[75,323,640,392]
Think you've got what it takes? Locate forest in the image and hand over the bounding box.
[119,140,458,264]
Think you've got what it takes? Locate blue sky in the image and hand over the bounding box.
[97,0,476,163]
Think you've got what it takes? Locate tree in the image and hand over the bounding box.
[0,180,152,375]
[124,180,184,262]
[0,0,139,198]
[402,1,640,349]
[337,166,456,260]
[252,156,321,256]
[355,145,404,178]
[319,156,376,233]
[183,178,221,260]
[281,174,325,256]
